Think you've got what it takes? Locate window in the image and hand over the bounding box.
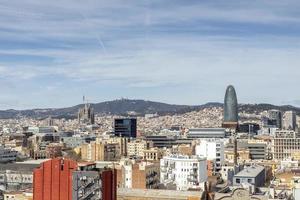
[248,179,252,183]
[236,178,240,184]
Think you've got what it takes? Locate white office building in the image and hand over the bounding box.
[160,155,207,191]
[195,139,224,171]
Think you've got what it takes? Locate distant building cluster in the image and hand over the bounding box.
[0,86,299,199]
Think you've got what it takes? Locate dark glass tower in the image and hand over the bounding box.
[223,85,238,129]
[114,118,137,138]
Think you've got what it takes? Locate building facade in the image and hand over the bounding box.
[160,155,207,191]
[195,139,224,171]
[272,130,300,160]
[114,118,137,138]
[283,111,297,130]
[116,159,160,190]
[33,158,77,200]
[233,165,266,188]
[127,139,147,158]
[78,141,120,162]
[33,158,117,200]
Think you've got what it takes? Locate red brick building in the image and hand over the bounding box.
[33,158,77,200]
[33,158,117,200]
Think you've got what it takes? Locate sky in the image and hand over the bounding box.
[0,0,300,109]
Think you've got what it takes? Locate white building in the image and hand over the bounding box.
[195,139,224,171]
[160,155,207,191]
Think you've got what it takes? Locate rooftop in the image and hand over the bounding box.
[117,188,203,199]
[234,165,265,178]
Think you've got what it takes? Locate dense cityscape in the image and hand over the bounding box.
[1,1,300,200]
[0,85,297,199]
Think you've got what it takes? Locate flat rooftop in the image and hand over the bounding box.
[234,165,265,178]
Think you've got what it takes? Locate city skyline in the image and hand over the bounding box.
[1,1,300,109]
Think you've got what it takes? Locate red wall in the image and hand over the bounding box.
[102,169,117,200]
[33,158,77,200]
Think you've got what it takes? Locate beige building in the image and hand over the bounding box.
[272,130,300,160]
[106,137,129,157]
[116,159,160,189]
[127,139,148,158]
[77,141,120,161]
[225,149,250,163]
[3,191,33,200]
[143,147,164,161]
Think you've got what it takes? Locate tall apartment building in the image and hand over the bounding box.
[195,139,224,172]
[283,111,297,130]
[272,130,300,160]
[77,141,120,162]
[33,158,117,200]
[116,159,160,189]
[127,139,148,158]
[160,155,207,191]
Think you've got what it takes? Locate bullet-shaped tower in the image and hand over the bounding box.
[222,85,238,130]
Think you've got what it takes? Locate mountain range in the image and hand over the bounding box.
[0,99,299,119]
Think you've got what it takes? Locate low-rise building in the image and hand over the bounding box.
[143,148,164,161]
[233,165,266,188]
[3,190,33,200]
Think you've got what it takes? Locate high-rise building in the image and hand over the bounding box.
[283,111,297,130]
[222,85,238,130]
[114,118,137,138]
[268,109,282,129]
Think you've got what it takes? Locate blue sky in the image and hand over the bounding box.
[0,0,300,109]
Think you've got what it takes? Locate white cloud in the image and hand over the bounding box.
[0,0,299,108]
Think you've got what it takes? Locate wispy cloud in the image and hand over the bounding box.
[0,0,300,108]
